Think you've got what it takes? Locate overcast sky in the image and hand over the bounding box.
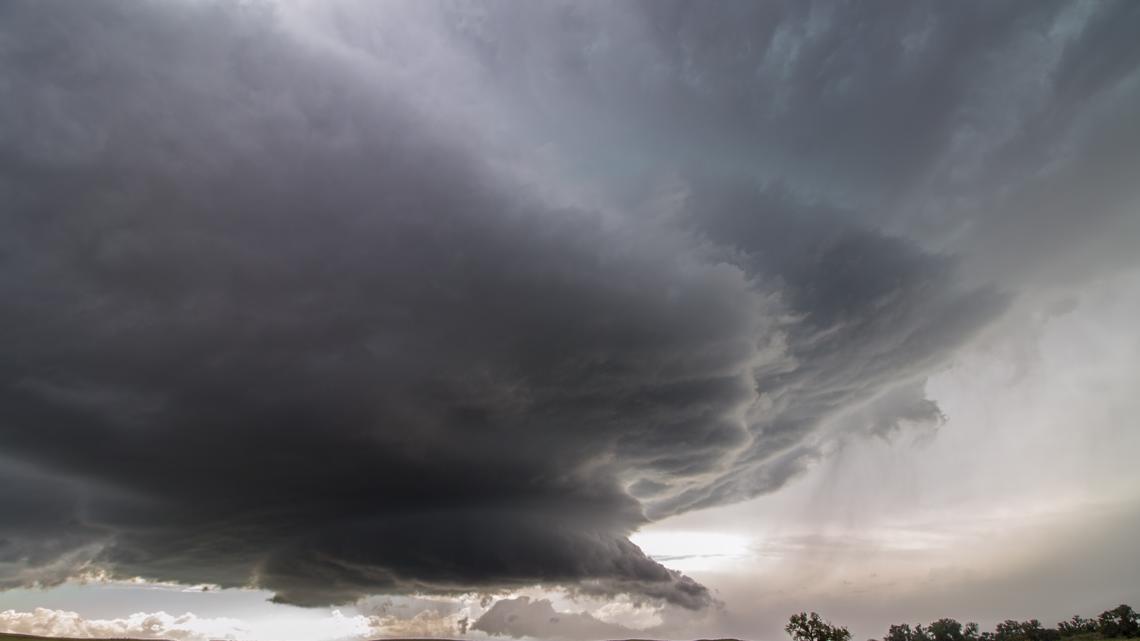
[2,1,1139,641]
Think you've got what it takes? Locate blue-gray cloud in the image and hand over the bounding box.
[0,0,1136,609]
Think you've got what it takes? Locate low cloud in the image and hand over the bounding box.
[473,597,636,641]
[0,608,243,641]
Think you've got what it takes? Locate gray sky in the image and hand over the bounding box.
[1,1,1139,640]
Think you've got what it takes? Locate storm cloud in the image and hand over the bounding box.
[1,0,1137,609]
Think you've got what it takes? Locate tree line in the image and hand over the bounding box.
[785,604,1140,641]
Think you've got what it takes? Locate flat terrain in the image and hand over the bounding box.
[0,634,761,641]
[0,634,158,641]
[4,632,1135,641]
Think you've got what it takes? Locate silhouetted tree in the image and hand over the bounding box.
[787,612,853,641]
[842,603,1140,641]
[928,618,982,641]
[1058,615,1098,637]
[883,619,981,641]
[1097,605,1140,638]
[992,619,1059,641]
[885,623,925,641]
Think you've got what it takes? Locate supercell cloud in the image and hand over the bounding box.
[1,0,1138,609]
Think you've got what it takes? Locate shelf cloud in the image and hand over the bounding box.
[2,0,1138,610]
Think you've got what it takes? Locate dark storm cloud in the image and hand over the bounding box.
[1,0,1135,608]
[0,462,105,589]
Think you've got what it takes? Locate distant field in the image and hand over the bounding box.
[0,634,160,641]
[0,634,755,641]
[0,635,537,641]
[4,633,1133,641]
[0,634,760,641]
[0,635,477,641]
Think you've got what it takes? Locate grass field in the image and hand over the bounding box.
[0,634,160,641]
[3,632,1137,641]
